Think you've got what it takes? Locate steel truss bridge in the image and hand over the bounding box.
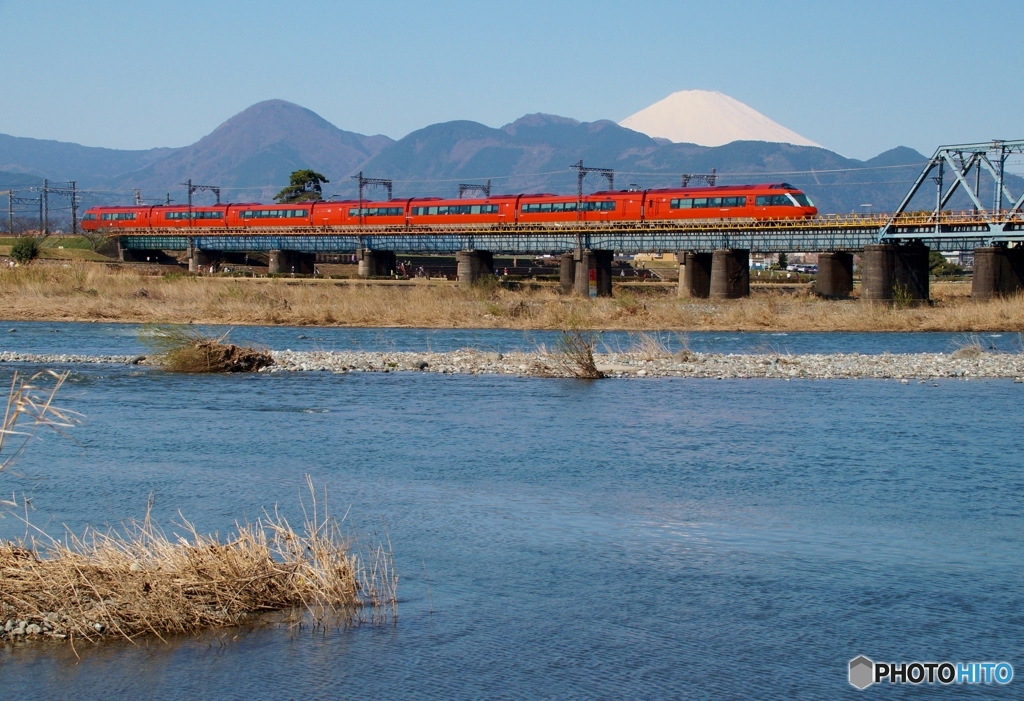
[120,140,1024,256]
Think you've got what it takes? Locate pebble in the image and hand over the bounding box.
[1,348,1022,381]
[263,349,1024,381]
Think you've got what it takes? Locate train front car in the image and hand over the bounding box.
[752,184,816,219]
[645,183,816,222]
[81,206,151,231]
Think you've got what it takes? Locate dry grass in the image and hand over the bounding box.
[149,328,274,373]
[555,328,604,379]
[1,370,76,474]
[0,481,397,645]
[0,262,1022,332]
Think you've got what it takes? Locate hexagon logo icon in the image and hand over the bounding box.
[849,656,874,689]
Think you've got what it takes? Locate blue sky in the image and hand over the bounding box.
[1,0,1022,159]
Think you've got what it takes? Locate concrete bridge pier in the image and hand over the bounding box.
[560,252,576,293]
[268,249,316,275]
[710,249,750,299]
[815,252,854,297]
[189,249,218,273]
[119,244,164,263]
[972,246,1024,299]
[678,251,712,298]
[573,249,613,297]
[456,250,494,287]
[861,243,929,302]
[357,248,396,278]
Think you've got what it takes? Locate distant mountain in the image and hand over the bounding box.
[620,90,821,148]
[0,170,43,189]
[340,114,927,213]
[0,134,173,184]
[2,99,998,214]
[107,100,393,199]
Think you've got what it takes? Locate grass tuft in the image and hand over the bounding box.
[0,479,397,644]
[555,327,604,379]
[149,328,274,373]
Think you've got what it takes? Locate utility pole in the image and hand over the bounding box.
[681,169,717,187]
[184,179,192,231]
[69,181,78,235]
[570,160,615,221]
[38,187,43,235]
[133,188,143,205]
[4,190,12,235]
[42,181,81,235]
[42,179,50,236]
[180,179,222,230]
[458,180,491,198]
[350,172,393,226]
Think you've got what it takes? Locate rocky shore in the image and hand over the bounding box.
[4,348,1022,380]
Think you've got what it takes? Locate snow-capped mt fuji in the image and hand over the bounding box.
[620,90,821,148]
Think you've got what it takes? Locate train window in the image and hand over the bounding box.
[349,207,400,216]
[791,193,814,207]
[755,195,792,206]
[539,203,552,212]
[100,212,136,220]
[244,209,307,218]
[83,213,97,220]
[707,197,722,207]
[167,211,225,220]
[690,198,707,208]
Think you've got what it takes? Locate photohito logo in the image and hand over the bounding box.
[849,656,1013,689]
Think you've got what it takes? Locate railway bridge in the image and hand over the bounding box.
[118,140,1024,301]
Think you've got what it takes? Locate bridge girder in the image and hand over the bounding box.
[880,139,1024,243]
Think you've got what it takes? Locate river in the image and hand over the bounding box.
[0,323,1021,699]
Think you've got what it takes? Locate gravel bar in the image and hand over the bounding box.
[265,349,1024,381]
[2,349,1023,381]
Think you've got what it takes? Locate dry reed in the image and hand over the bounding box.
[149,328,274,373]
[1,370,76,474]
[555,328,604,379]
[0,480,397,645]
[1,262,1022,332]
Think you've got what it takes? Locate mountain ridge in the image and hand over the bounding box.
[0,100,955,214]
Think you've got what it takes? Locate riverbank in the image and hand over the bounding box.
[3,348,1022,380]
[1,261,1022,332]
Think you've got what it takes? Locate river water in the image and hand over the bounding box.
[0,324,1021,699]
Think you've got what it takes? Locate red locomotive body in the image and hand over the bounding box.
[407,196,516,226]
[225,204,313,228]
[153,206,229,229]
[81,205,155,231]
[81,183,816,233]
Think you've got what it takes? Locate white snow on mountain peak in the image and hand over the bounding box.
[620,90,821,148]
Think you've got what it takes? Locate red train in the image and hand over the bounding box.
[81,183,816,232]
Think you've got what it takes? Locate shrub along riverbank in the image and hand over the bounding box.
[0,261,1021,332]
